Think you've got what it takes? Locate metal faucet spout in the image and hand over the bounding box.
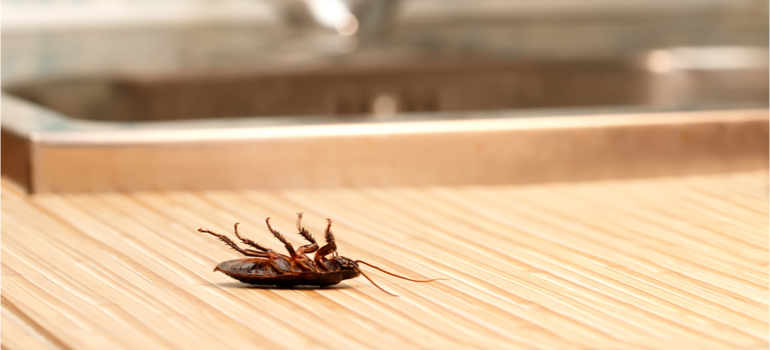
[282,0,400,38]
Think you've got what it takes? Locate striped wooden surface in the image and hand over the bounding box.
[2,171,768,350]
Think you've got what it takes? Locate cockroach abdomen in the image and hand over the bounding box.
[271,258,293,273]
[215,258,277,278]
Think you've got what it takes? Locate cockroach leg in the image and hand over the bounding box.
[324,218,336,250]
[313,218,338,268]
[266,217,316,271]
[295,212,303,229]
[245,248,267,256]
[198,228,267,257]
[295,213,319,254]
[233,222,271,252]
[265,217,298,259]
[356,260,442,283]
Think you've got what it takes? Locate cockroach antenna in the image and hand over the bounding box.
[355,260,442,297]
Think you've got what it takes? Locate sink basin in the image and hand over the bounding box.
[6,58,653,122]
[2,47,768,193]
[2,4,768,194]
[4,53,768,122]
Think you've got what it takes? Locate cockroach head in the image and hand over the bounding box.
[332,256,358,270]
[331,256,361,279]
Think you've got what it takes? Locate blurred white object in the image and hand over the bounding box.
[372,94,398,118]
[302,0,358,35]
[284,0,399,37]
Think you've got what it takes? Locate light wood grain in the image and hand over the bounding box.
[2,171,768,350]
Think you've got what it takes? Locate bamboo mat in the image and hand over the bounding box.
[2,171,768,350]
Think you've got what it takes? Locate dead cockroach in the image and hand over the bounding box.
[198,213,439,296]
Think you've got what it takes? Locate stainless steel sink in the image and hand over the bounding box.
[2,0,768,193]
[4,52,768,123]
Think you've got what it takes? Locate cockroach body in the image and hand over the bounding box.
[199,213,438,296]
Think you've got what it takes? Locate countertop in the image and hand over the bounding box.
[2,171,767,349]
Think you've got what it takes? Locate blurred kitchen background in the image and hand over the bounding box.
[2,0,768,122]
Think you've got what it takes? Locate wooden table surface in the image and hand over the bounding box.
[2,171,768,350]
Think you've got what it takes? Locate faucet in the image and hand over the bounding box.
[282,0,400,38]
